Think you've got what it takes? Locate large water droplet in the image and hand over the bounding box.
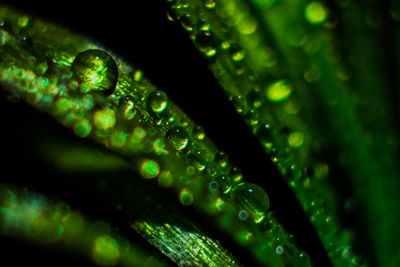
[166,126,189,150]
[233,183,270,223]
[72,49,118,95]
[148,90,168,113]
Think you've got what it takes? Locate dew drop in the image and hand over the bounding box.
[193,125,206,141]
[72,50,118,95]
[214,151,228,169]
[230,167,243,183]
[118,97,135,120]
[166,126,189,150]
[233,183,270,223]
[231,95,248,114]
[179,14,193,31]
[196,31,218,57]
[257,123,273,150]
[188,149,209,171]
[148,90,168,113]
[215,175,232,193]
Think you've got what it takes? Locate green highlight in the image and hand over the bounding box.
[179,189,194,206]
[94,108,116,130]
[266,80,292,102]
[287,131,305,148]
[140,160,160,179]
[74,119,92,137]
[93,235,120,266]
[305,2,328,25]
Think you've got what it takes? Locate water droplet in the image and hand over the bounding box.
[230,167,243,183]
[166,126,189,150]
[231,95,248,114]
[72,50,118,95]
[266,80,292,102]
[233,183,270,223]
[196,31,218,57]
[215,175,232,193]
[257,123,273,150]
[148,90,168,113]
[118,97,135,120]
[214,151,228,169]
[193,125,206,141]
[305,2,329,24]
[188,149,209,171]
[179,14,193,31]
[140,160,160,179]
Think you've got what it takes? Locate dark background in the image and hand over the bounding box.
[0,1,331,266]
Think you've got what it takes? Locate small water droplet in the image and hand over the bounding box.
[196,31,218,57]
[118,96,135,120]
[148,90,168,113]
[214,151,228,169]
[215,175,232,193]
[193,125,206,141]
[231,95,248,114]
[257,123,273,150]
[166,126,189,150]
[233,183,270,223]
[179,14,193,31]
[188,149,209,171]
[230,167,243,183]
[72,50,118,95]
